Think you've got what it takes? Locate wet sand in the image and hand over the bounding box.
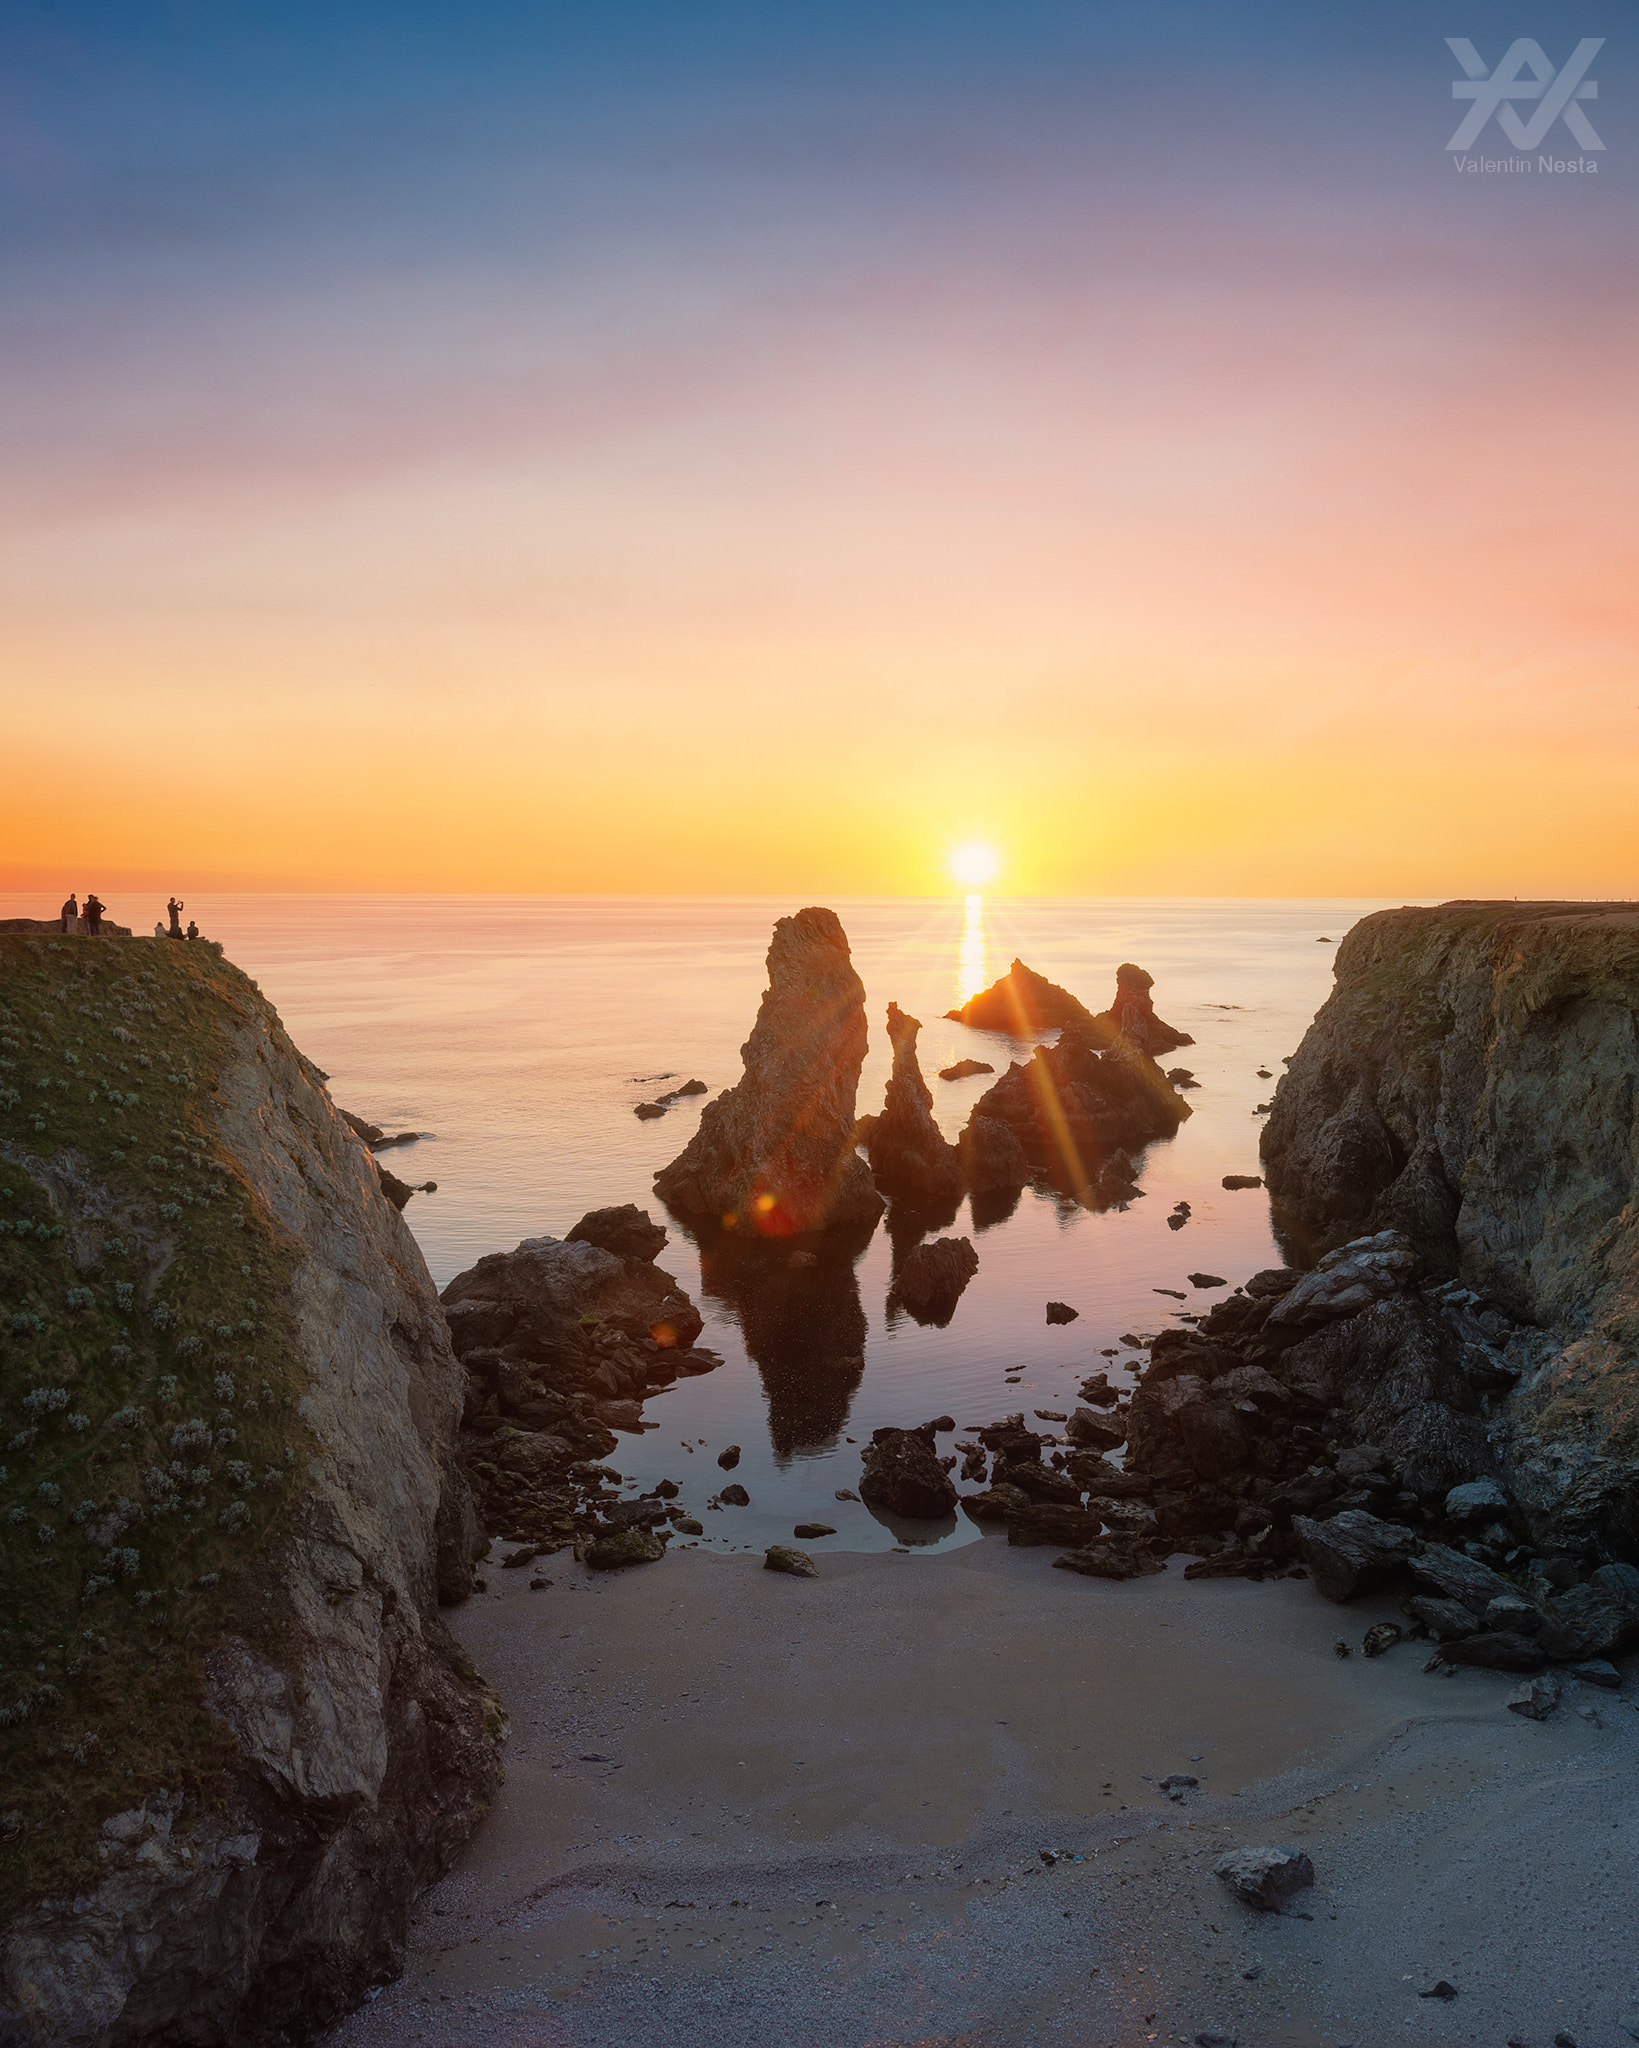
[326,1539,1639,2048]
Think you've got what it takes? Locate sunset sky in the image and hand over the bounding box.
[2,2,1635,898]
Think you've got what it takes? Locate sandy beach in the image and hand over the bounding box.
[325,1539,1639,2048]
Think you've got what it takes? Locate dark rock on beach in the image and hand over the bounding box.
[653,906,884,1237]
[1045,1300,1079,1323]
[860,1425,960,1519]
[1214,1846,1315,1911]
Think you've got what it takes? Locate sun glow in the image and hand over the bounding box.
[950,842,999,889]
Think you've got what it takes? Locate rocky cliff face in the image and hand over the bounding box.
[0,934,500,2046]
[653,908,883,1238]
[1261,902,1639,1554]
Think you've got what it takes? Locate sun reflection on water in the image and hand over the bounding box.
[956,892,988,1007]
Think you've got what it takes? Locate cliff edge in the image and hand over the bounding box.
[1262,901,1639,1554]
[0,933,501,2045]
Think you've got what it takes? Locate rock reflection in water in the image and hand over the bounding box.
[692,1227,869,1458]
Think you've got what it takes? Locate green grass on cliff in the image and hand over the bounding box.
[0,935,310,1912]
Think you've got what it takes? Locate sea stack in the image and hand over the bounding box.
[1095,963,1194,1054]
[863,1003,963,1208]
[653,907,884,1237]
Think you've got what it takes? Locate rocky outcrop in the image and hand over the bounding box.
[0,932,500,2046]
[960,1022,1190,1198]
[653,908,883,1237]
[944,958,1099,1036]
[441,1217,718,1541]
[945,957,1190,1055]
[862,1004,962,1209]
[858,1425,958,1519]
[1093,963,1194,1055]
[565,1204,669,1263]
[1261,901,1639,1558]
[889,1235,979,1325]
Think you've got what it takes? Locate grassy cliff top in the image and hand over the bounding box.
[0,933,311,1912]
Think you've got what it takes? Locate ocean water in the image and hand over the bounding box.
[1,892,1417,1553]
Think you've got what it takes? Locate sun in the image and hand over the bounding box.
[950,842,999,889]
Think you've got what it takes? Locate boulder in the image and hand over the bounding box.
[890,1236,979,1324]
[1506,1672,1562,1719]
[962,1483,1031,1521]
[719,1483,750,1506]
[1064,1406,1126,1453]
[586,1527,667,1569]
[1212,1846,1315,1911]
[1443,1476,1512,1523]
[1066,1453,1150,1500]
[441,1235,702,1367]
[1004,1503,1106,1548]
[652,906,884,1235]
[859,1427,958,1518]
[1045,1301,1080,1324]
[1441,1630,1546,1672]
[938,1058,994,1081]
[565,1205,669,1263]
[764,1546,818,1578]
[1052,1540,1166,1580]
[864,1003,963,1207]
[1267,1231,1417,1327]
[1408,1541,1515,1616]
[994,1459,1083,1504]
[1291,1510,1418,1602]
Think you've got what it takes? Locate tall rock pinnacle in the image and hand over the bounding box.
[653,907,884,1237]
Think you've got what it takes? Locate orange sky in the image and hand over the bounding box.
[3,15,1635,900]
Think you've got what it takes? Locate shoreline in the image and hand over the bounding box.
[326,1539,1639,2048]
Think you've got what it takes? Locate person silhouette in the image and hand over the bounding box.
[185,919,199,941]
[60,892,78,934]
[84,892,105,936]
[166,897,184,939]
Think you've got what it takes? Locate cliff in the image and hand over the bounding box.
[0,933,501,2045]
[1261,902,1639,1553]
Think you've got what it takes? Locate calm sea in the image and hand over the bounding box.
[1,893,1418,1553]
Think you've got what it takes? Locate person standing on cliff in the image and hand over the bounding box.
[84,892,105,936]
[60,892,78,934]
[166,896,184,939]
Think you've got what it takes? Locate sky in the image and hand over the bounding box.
[1,1,1635,899]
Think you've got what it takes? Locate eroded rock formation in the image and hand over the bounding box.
[945,958,1099,1035]
[654,908,883,1237]
[862,1003,962,1209]
[1093,962,1193,1055]
[959,1023,1190,1198]
[946,957,1191,1055]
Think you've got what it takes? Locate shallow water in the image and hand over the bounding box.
[0,891,1417,1553]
